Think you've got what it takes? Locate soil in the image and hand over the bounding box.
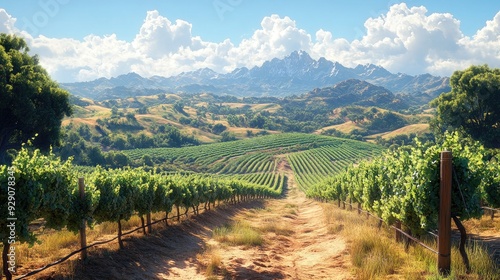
[203,158,353,280]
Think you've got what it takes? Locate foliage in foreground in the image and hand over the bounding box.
[0,147,281,278]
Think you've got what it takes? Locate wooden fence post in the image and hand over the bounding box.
[147,212,152,234]
[78,178,87,260]
[395,220,402,242]
[438,151,452,275]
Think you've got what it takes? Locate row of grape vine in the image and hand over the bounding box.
[307,132,500,235]
[0,147,282,279]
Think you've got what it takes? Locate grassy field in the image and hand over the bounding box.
[366,123,431,140]
[316,121,362,134]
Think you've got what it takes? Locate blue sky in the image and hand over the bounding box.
[1,1,500,82]
[3,1,499,42]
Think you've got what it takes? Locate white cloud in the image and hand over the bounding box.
[460,12,500,65]
[0,9,17,34]
[1,5,500,82]
[132,11,192,59]
[308,3,500,76]
[316,4,467,75]
[228,15,313,68]
[28,34,140,81]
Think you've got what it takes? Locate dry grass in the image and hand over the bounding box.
[197,245,225,277]
[15,230,80,266]
[324,208,346,234]
[213,221,263,247]
[462,213,500,234]
[259,217,294,235]
[350,233,402,279]
[317,121,362,134]
[321,203,500,279]
[367,123,430,140]
[10,208,192,277]
[333,208,403,279]
[283,203,299,215]
[251,103,281,113]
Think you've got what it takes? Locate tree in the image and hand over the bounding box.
[220,131,236,142]
[212,123,227,135]
[0,34,72,163]
[173,101,186,115]
[125,112,136,121]
[249,114,266,129]
[137,106,148,114]
[431,65,500,148]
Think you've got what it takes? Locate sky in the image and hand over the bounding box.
[1,1,500,83]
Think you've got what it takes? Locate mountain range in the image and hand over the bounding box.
[61,50,450,105]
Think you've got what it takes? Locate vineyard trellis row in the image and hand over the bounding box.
[0,148,283,280]
[123,133,383,172]
[14,175,270,280]
[306,132,500,275]
[287,144,381,191]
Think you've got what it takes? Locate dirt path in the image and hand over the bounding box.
[201,158,352,279]
[32,159,352,279]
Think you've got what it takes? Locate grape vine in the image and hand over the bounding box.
[307,132,490,236]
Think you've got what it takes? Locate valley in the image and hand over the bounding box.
[60,77,432,169]
[2,39,499,280]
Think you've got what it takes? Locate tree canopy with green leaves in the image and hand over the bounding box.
[431,65,500,148]
[0,34,72,162]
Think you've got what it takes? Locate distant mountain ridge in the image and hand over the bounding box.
[61,50,450,104]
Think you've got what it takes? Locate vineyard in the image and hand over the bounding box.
[287,144,381,191]
[0,148,281,279]
[306,132,500,234]
[124,133,380,171]
[1,131,499,278]
[0,133,383,279]
[306,132,500,274]
[124,133,382,192]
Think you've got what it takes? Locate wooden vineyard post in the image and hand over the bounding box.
[78,178,87,260]
[147,212,152,234]
[395,220,402,242]
[438,151,452,275]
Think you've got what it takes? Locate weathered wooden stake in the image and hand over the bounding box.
[78,178,87,260]
[147,212,152,233]
[395,220,402,242]
[438,151,452,275]
[118,219,124,249]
